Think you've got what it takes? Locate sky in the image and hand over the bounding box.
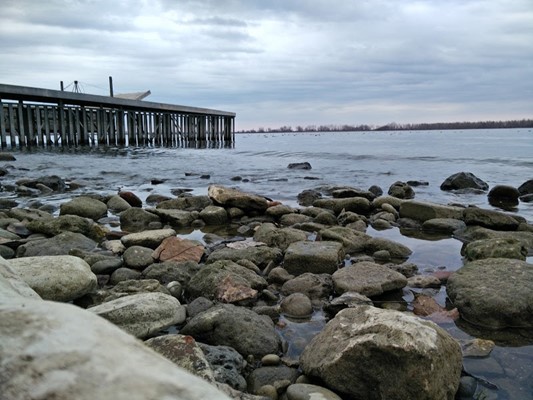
[1,0,532,131]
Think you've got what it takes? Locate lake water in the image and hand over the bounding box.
[2,128,533,399]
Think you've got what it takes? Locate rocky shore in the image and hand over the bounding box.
[1,160,532,400]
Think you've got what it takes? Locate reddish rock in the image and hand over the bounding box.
[152,237,204,263]
[216,275,258,303]
[119,191,143,207]
[412,294,459,323]
[432,270,453,283]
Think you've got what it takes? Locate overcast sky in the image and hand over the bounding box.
[1,0,532,130]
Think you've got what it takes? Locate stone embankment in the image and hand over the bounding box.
[1,166,532,400]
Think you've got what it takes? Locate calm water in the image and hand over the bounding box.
[2,128,533,399]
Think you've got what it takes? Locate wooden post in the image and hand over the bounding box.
[44,106,51,146]
[35,106,42,145]
[0,101,6,148]
[58,101,66,146]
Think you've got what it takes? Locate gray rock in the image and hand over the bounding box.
[119,208,162,232]
[372,196,405,210]
[199,205,228,225]
[199,343,247,391]
[187,296,215,318]
[280,293,313,318]
[143,260,200,287]
[319,226,370,253]
[27,214,105,241]
[81,279,170,307]
[388,181,415,199]
[8,207,53,222]
[181,303,281,357]
[284,241,344,276]
[279,213,312,226]
[8,255,97,302]
[16,231,96,257]
[107,194,132,213]
[122,245,155,270]
[281,273,333,300]
[332,261,407,296]
[17,175,65,191]
[422,218,466,234]
[121,228,176,249]
[331,187,376,201]
[207,245,282,269]
[313,197,371,215]
[440,172,489,191]
[60,196,108,220]
[145,334,215,382]
[463,238,527,261]
[447,258,533,329]
[518,179,533,195]
[407,275,442,288]
[268,267,295,284]
[157,195,213,212]
[89,292,186,338]
[286,383,342,400]
[247,365,300,394]
[364,237,412,260]
[150,208,195,227]
[208,185,269,212]
[110,267,141,284]
[300,306,462,400]
[288,162,312,170]
[463,207,520,230]
[265,204,298,218]
[399,200,464,222]
[253,223,308,252]
[323,291,373,316]
[297,190,322,207]
[456,226,533,252]
[0,245,15,259]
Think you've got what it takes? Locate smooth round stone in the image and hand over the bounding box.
[257,385,278,400]
[286,383,342,400]
[261,354,281,366]
[166,281,183,299]
[280,293,313,318]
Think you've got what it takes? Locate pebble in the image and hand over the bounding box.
[261,354,281,366]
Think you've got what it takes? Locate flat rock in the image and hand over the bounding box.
[463,207,520,230]
[463,237,527,261]
[208,185,268,212]
[283,241,344,276]
[319,226,370,253]
[119,208,161,232]
[253,223,308,252]
[27,214,104,240]
[16,231,96,257]
[206,245,282,269]
[120,228,176,249]
[422,218,466,234]
[149,208,195,227]
[281,272,333,300]
[152,236,205,263]
[199,205,228,225]
[122,245,155,270]
[156,195,213,212]
[313,197,371,215]
[60,196,108,221]
[399,200,464,222]
[364,237,412,260]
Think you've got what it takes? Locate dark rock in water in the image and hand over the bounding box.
[145,193,172,205]
[388,181,415,199]
[17,175,66,192]
[230,176,242,181]
[0,152,16,161]
[297,189,322,206]
[488,185,520,209]
[170,188,194,196]
[406,180,429,187]
[518,179,533,195]
[288,162,312,170]
[303,176,320,180]
[200,174,211,179]
[150,178,167,185]
[331,187,376,201]
[440,172,489,191]
[520,193,533,203]
[0,167,8,176]
[118,191,143,207]
[368,185,383,197]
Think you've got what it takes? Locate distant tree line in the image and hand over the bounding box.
[238,119,533,133]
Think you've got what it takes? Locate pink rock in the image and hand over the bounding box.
[152,237,204,263]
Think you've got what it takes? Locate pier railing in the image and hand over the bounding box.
[0,83,235,148]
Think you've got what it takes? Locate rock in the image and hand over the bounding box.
[456,226,533,252]
[16,231,96,257]
[331,187,376,201]
[26,214,105,241]
[145,334,215,382]
[268,267,295,284]
[8,255,97,302]
[520,193,533,202]
[280,293,313,318]
[19,175,66,191]
[120,208,161,232]
[281,273,333,300]
[463,237,527,261]
[8,207,53,222]
[318,226,369,253]
[407,274,442,288]
[152,236,205,263]
[463,207,520,230]
[323,291,372,316]
[199,343,247,391]
[388,181,415,199]
[207,245,282,269]
[364,237,412,260]
[208,185,269,212]
[297,190,322,206]
[332,261,407,296]
[288,162,312,170]
[261,354,281,366]
[422,218,466,234]
[313,197,371,215]
[313,211,337,225]
[123,245,155,270]
[107,194,132,212]
[187,260,266,303]
[0,152,16,161]
[110,267,141,284]
[372,195,405,210]
[157,195,213,212]
[247,365,300,394]
[120,228,177,249]
[150,208,195,227]
[518,179,533,195]
[118,191,143,207]
[440,172,489,191]
[368,185,383,197]
[399,200,464,222]
[283,241,344,276]
[60,196,108,220]
[146,193,172,205]
[300,306,462,400]
[143,260,200,287]
[199,205,228,225]
[411,294,459,324]
[89,292,186,338]
[286,383,343,400]
[447,258,533,329]
[253,223,308,252]
[181,303,281,357]
[265,204,298,218]
[90,257,123,274]
[0,282,231,399]
[488,185,520,208]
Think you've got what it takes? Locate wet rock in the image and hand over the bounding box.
[323,291,372,316]
[447,258,533,329]
[145,193,172,205]
[488,185,520,209]
[281,273,333,300]
[300,306,462,400]
[149,208,195,227]
[157,196,213,212]
[8,207,53,222]
[89,292,186,338]
[332,261,407,296]
[331,187,376,201]
[422,218,466,234]
[520,193,533,202]
[313,197,371,215]
[143,260,200,287]
[386,261,418,278]
[119,208,161,232]
[279,213,312,226]
[199,205,228,225]
[297,190,322,206]
[16,231,96,257]
[0,152,16,161]
[8,255,97,302]
[188,260,266,303]
[265,204,298,219]
[208,185,269,212]
[407,274,442,288]
[107,195,132,212]
[368,185,383,197]
[253,223,307,252]
[463,237,527,261]
[80,278,170,307]
[123,245,155,270]
[152,236,204,263]
[60,196,108,221]
[313,211,337,226]
[457,226,533,252]
[286,383,342,400]
[388,181,415,199]
[284,241,344,276]
[280,293,313,318]
[463,207,520,230]
[440,172,489,191]
[399,200,464,222]
[27,214,105,240]
[261,354,281,366]
[187,296,215,318]
[364,237,412,260]
[0,245,15,259]
[518,179,533,195]
[267,267,295,284]
[207,245,282,269]
[199,343,247,391]
[411,294,459,324]
[460,338,495,358]
[19,175,66,191]
[120,228,176,249]
[110,267,141,284]
[288,162,312,170]
[145,334,215,382]
[181,303,281,357]
[247,365,300,394]
[118,191,143,207]
[90,258,123,275]
[319,226,370,253]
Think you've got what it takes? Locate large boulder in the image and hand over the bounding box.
[463,207,520,230]
[387,181,415,199]
[518,179,533,195]
[440,172,488,191]
[312,197,371,215]
[60,196,108,220]
[456,226,533,252]
[300,306,462,400]
[26,214,105,241]
[319,226,370,254]
[88,292,186,338]
[364,237,412,260]
[447,258,533,329]
[399,200,464,222]
[208,185,269,212]
[332,261,407,296]
[8,255,97,302]
[488,185,520,209]
[463,238,527,261]
[180,303,281,357]
[283,241,344,276]
[157,195,213,212]
[16,231,96,257]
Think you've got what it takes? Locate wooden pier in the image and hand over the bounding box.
[0,83,235,148]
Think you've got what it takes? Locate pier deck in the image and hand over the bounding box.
[0,83,235,148]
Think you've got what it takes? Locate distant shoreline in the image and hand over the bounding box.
[238,119,533,133]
